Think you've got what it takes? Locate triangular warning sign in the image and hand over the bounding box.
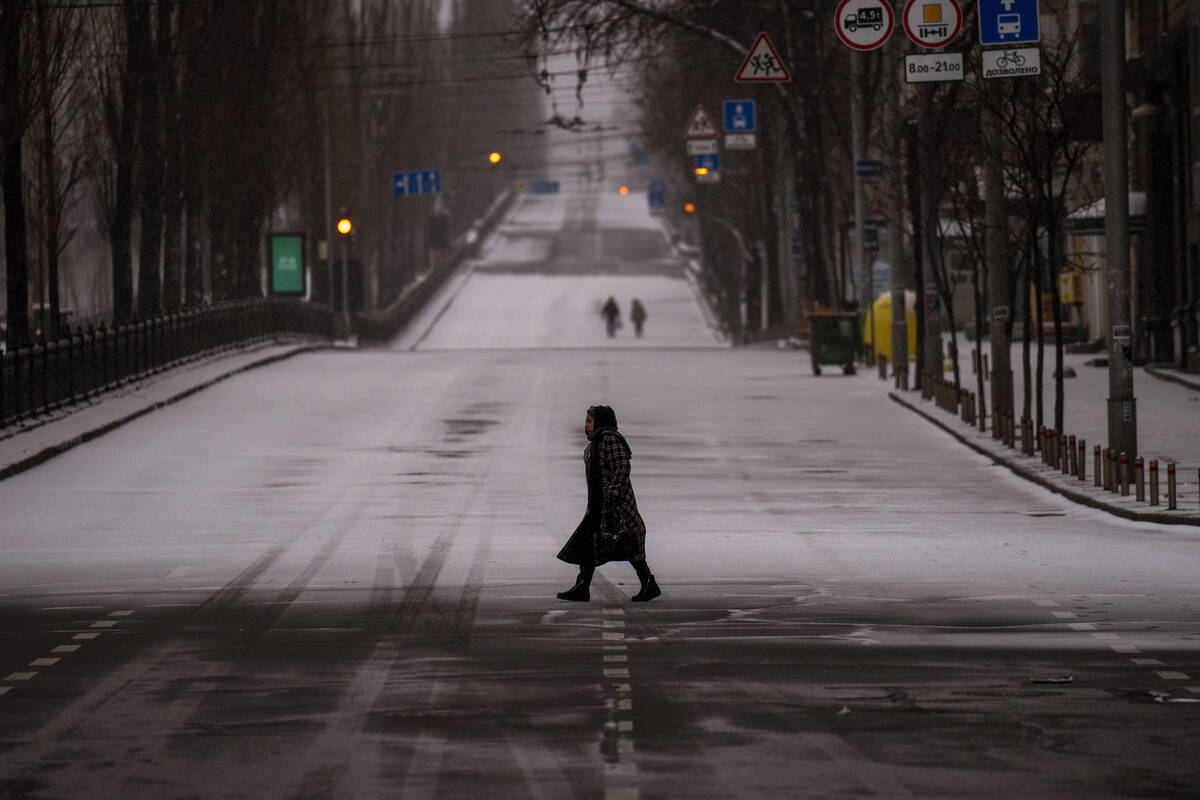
[735,32,791,83]
[683,105,718,139]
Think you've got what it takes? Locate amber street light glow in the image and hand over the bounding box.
[684,203,695,213]
[337,218,352,235]
[619,185,630,195]
[694,167,709,176]
[489,152,502,164]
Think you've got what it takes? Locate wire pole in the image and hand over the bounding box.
[1102,0,1137,459]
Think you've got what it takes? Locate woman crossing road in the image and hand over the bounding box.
[556,405,661,602]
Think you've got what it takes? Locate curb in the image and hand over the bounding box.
[1144,364,1200,393]
[889,390,1200,527]
[0,343,324,484]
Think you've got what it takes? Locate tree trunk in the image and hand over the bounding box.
[3,137,29,347]
[135,2,161,318]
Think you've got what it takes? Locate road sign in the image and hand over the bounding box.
[532,180,560,194]
[903,0,962,49]
[695,154,720,173]
[269,234,305,295]
[981,47,1041,78]
[648,189,666,209]
[723,100,756,133]
[979,0,1039,46]
[684,105,718,139]
[687,139,719,155]
[725,134,756,150]
[734,33,790,82]
[393,169,442,197]
[855,159,883,178]
[904,52,965,82]
[835,0,894,51]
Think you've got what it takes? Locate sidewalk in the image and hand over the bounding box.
[0,339,326,482]
[888,342,1200,527]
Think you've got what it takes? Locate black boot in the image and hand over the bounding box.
[557,565,593,601]
[631,560,661,603]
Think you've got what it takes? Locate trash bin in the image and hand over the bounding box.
[809,312,860,376]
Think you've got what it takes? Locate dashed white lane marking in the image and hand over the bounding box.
[604,668,630,678]
[602,605,639,800]
[90,621,118,629]
[1187,687,1200,694]
[605,789,639,800]
[52,645,80,654]
[73,632,100,640]
[604,655,628,663]
[29,658,59,668]
[603,632,625,640]
[1051,611,1078,619]
[109,610,135,617]
[1131,658,1163,666]
[0,687,9,696]
[1157,671,1190,680]
[5,673,36,681]
[1111,645,1141,654]
[1091,632,1120,640]
[1067,623,1097,631]
[1033,599,1060,607]
[166,567,191,578]
[42,606,104,612]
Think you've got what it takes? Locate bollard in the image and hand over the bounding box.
[1135,456,1145,502]
[1068,435,1078,477]
[1168,462,1177,510]
[1078,438,1086,481]
[1062,435,1071,475]
[983,352,990,382]
[977,392,985,432]
[878,354,887,380]
[1119,452,1128,496]
[972,348,977,375]
[1093,445,1101,487]
[1150,459,1159,505]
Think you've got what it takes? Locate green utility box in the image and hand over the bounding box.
[809,312,860,376]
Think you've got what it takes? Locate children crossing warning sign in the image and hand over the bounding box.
[734,32,791,82]
[683,105,718,139]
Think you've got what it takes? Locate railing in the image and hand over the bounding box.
[1,298,334,429]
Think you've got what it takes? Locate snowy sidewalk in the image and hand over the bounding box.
[888,345,1200,526]
[0,339,325,482]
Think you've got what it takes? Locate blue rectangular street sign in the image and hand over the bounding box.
[979,0,1040,45]
[695,154,720,172]
[648,189,666,208]
[723,100,756,133]
[393,169,442,197]
[532,180,559,194]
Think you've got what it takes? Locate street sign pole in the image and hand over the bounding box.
[888,77,908,390]
[1102,0,1137,460]
[852,50,867,328]
[986,99,1012,435]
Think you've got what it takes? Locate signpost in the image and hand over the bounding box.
[648,179,666,215]
[393,169,442,197]
[981,47,1041,78]
[269,233,305,295]
[683,105,718,139]
[834,0,895,51]
[734,33,791,82]
[687,139,719,155]
[723,99,756,150]
[979,0,1040,45]
[902,0,962,49]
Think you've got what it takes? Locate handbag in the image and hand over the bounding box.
[594,522,635,564]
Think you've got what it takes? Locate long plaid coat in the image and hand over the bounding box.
[557,427,647,565]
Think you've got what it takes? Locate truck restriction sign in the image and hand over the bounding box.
[835,0,894,51]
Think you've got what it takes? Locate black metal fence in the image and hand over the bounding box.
[1,298,334,429]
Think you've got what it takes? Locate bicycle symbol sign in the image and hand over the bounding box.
[981,46,1041,79]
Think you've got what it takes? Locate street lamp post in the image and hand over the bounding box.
[337,217,352,337]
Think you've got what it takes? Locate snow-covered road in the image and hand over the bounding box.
[0,187,1197,798]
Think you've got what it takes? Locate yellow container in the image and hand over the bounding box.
[862,290,917,358]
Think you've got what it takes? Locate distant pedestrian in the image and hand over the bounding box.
[557,405,661,603]
[601,296,621,337]
[630,298,646,338]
